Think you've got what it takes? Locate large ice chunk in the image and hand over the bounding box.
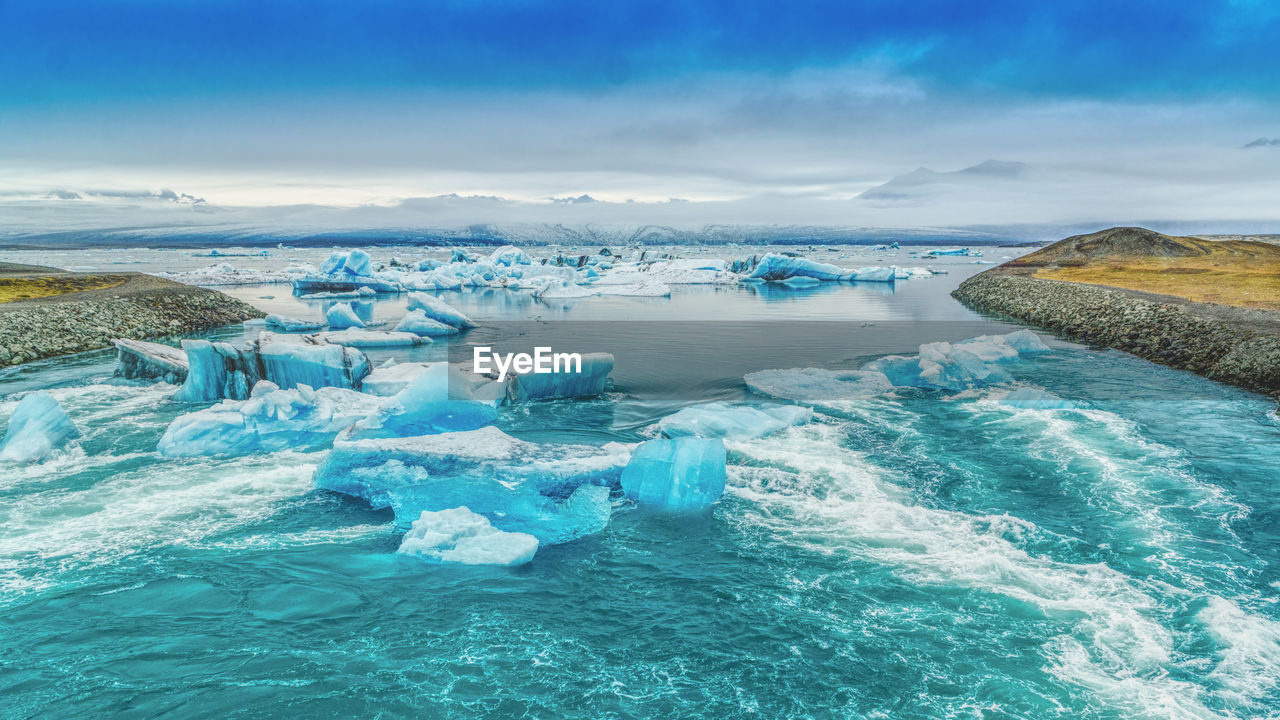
[397,507,538,566]
[158,381,384,457]
[0,391,81,463]
[504,352,614,401]
[657,402,812,439]
[394,309,459,337]
[265,314,326,332]
[745,368,893,404]
[325,302,365,330]
[848,266,896,283]
[175,336,371,402]
[112,338,189,383]
[489,246,531,267]
[314,329,431,348]
[344,363,498,439]
[314,426,628,543]
[362,361,506,404]
[406,292,476,328]
[620,437,726,510]
[745,254,853,282]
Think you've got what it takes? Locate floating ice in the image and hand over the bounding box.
[265,314,326,332]
[158,381,384,457]
[503,352,613,401]
[620,437,727,510]
[175,336,371,402]
[294,250,403,294]
[405,292,476,328]
[397,507,538,566]
[112,338,189,383]
[394,309,459,337]
[315,329,431,348]
[848,267,896,283]
[325,302,365,330]
[362,361,506,404]
[489,246,531,267]
[745,254,852,282]
[344,363,498,439]
[657,402,812,439]
[0,391,81,464]
[314,426,628,543]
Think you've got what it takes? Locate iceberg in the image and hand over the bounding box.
[848,267,896,283]
[394,309,459,337]
[325,302,365,330]
[489,246,531,267]
[344,363,498,439]
[657,402,812,440]
[175,335,371,402]
[158,381,384,457]
[397,507,539,566]
[314,329,431,348]
[265,314,326,332]
[620,437,727,510]
[406,292,476,328]
[314,426,628,543]
[112,338,189,383]
[504,352,614,402]
[450,248,477,263]
[866,331,1049,391]
[293,250,403,294]
[745,253,851,282]
[0,391,81,463]
[362,361,506,404]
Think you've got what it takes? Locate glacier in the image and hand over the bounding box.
[397,507,539,566]
[0,391,81,464]
[620,437,727,510]
[657,402,812,439]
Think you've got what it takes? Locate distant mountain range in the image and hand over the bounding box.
[858,160,1029,202]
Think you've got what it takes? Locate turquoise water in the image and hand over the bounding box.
[3,275,1280,719]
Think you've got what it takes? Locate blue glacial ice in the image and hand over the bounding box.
[265,314,326,332]
[325,302,365,330]
[0,391,81,464]
[745,368,894,404]
[158,381,384,457]
[405,292,476,328]
[293,250,403,294]
[620,437,727,510]
[315,329,431,348]
[394,309,459,337]
[112,338,189,383]
[362,361,508,403]
[344,363,498,439]
[175,336,371,402]
[657,402,812,439]
[746,254,853,282]
[314,426,629,543]
[397,506,539,566]
[504,352,614,401]
[489,245,532,267]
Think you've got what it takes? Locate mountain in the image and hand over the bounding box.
[1006,226,1280,268]
[859,160,1029,202]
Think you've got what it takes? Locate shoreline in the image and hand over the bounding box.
[0,264,264,366]
[953,272,1280,399]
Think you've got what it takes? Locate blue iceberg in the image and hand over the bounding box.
[314,426,628,544]
[294,250,403,294]
[406,292,476,328]
[745,254,851,282]
[745,368,893,404]
[505,352,614,401]
[344,363,498,439]
[325,302,365,330]
[621,437,726,510]
[265,314,326,332]
[175,336,371,402]
[0,391,81,463]
[158,381,384,457]
[112,338,189,383]
[657,402,812,439]
[397,506,539,566]
[394,309,459,337]
[315,329,431,348]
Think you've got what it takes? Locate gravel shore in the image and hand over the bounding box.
[0,266,263,365]
[953,273,1280,398]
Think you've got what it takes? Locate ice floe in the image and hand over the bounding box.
[112,339,189,383]
[621,437,727,510]
[405,292,476,328]
[657,402,812,440]
[325,302,365,330]
[397,506,539,566]
[0,391,81,464]
[175,335,371,402]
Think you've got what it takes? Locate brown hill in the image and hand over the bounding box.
[1008,226,1280,268]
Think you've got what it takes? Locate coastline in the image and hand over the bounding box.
[953,271,1280,399]
[0,263,264,366]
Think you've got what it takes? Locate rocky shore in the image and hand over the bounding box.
[0,265,263,366]
[953,273,1280,398]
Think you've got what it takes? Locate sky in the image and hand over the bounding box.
[1,0,1279,238]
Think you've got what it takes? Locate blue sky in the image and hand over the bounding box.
[1,1,1278,231]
